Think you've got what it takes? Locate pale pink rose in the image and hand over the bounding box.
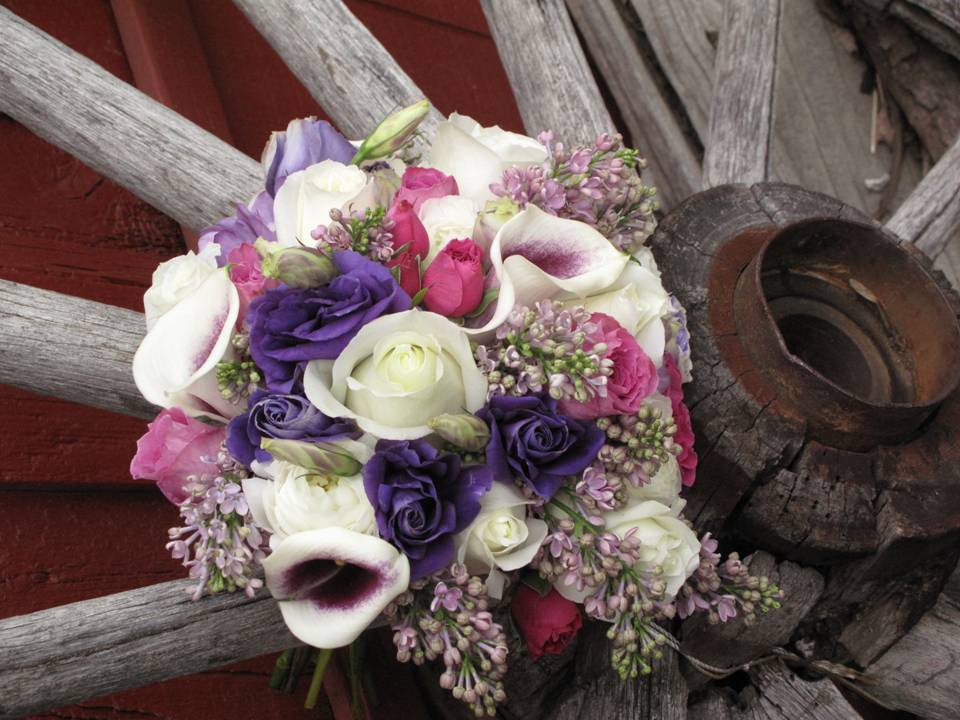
[130,407,225,504]
[422,238,484,318]
[228,243,278,323]
[393,167,459,213]
[559,313,657,420]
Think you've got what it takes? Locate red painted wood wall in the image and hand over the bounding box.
[0,1,522,717]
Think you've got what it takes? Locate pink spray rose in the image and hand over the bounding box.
[422,238,485,318]
[512,585,583,659]
[228,243,278,323]
[130,407,226,504]
[559,312,658,420]
[394,167,459,212]
[386,199,429,297]
[664,353,698,487]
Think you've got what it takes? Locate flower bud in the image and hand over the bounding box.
[256,238,336,288]
[260,438,362,476]
[352,100,430,164]
[427,413,491,451]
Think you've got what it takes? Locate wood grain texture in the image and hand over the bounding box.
[566,0,701,210]
[480,0,613,145]
[0,579,295,719]
[887,134,960,257]
[0,6,262,232]
[855,0,960,59]
[703,0,781,187]
[0,279,153,420]
[629,0,722,141]
[233,0,443,140]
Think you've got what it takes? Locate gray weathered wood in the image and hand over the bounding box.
[566,0,701,210]
[860,568,960,720]
[0,279,154,419]
[887,134,960,257]
[233,0,442,141]
[629,0,722,141]
[856,0,960,60]
[0,580,295,719]
[703,0,781,187]
[0,6,262,231]
[480,0,612,145]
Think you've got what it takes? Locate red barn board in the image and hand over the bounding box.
[0,1,522,716]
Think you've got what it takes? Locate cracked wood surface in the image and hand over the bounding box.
[0,579,295,720]
[703,0,780,187]
[0,279,153,420]
[480,0,612,145]
[0,6,262,232]
[233,0,443,141]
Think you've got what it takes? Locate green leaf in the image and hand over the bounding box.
[464,287,500,319]
[410,286,430,307]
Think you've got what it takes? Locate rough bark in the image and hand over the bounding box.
[0,579,295,720]
[0,6,262,231]
[854,0,960,60]
[703,0,781,187]
[233,0,442,140]
[480,0,612,145]
[0,279,153,419]
[566,0,701,210]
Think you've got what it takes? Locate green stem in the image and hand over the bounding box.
[269,649,294,690]
[304,648,333,710]
[349,639,365,719]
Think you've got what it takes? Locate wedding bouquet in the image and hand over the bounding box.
[130,102,781,715]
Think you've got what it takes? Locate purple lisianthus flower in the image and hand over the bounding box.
[248,250,411,392]
[263,117,356,197]
[225,389,360,466]
[363,439,492,579]
[478,394,605,500]
[198,191,276,266]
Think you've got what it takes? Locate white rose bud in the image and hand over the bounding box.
[142,244,220,330]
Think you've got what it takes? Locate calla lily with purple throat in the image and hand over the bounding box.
[133,269,241,420]
[262,527,410,648]
[466,205,629,335]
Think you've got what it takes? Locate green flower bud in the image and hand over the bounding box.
[427,413,491,452]
[260,438,361,477]
[256,238,336,288]
[352,99,430,164]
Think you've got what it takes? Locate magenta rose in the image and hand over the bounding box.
[228,243,278,323]
[664,353,698,487]
[386,199,429,297]
[130,407,226,505]
[559,312,658,420]
[512,584,583,659]
[422,238,484,318]
[394,167,458,212]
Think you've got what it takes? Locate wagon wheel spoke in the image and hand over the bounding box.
[0,6,261,231]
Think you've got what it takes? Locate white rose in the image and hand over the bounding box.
[418,195,479,262]
[603,499,700,598]
[455,482,548,593]
[143,244,220,330]
[304,310,487,439]
[243,458,376,549]
[133,269,241,420]
[428,113,547,205]
[274,160,369,247]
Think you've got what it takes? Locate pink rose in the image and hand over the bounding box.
[422,238,484,318]
[386,199,429,297]
[394,167,458,212]
[228,243,278,323]
[559,313,658,420]
[130,407,226,504]
[512,585,582,659]
[664,353,698,487]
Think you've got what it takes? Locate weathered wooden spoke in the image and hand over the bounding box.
[0,6,262,231]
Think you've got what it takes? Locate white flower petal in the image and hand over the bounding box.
[263,527,410,648]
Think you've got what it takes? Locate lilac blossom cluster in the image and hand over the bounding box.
[310,206,398,263]
[385,564,509,717]
[491,131,658,253]
[475,301,613,402]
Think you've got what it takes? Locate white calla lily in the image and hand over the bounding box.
[303,310,487,439]
[263,527,410,648]
[428,113,547,204]
[467,205,630,335]
[133,269,240,420]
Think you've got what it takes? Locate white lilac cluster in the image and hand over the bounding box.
[128,101,779,714]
